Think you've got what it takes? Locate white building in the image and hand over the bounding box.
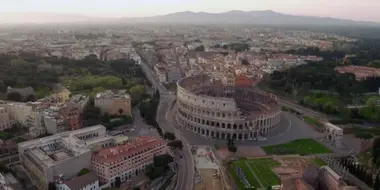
[2,102,33,126]
[155,65,167,83]
[43,107,67,134]
[55,172,100,190]
[18,125,115,189]
[0,107,11,131]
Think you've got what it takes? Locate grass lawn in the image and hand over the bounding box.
[356,151,372,166]
[164,83,177,92]
[313,157,327,167]
[303,116,324,131]
[229,160,260,190]
[248,159,280,187]
[262,139,332,155]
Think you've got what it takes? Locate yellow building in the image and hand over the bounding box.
[51,83,71,102]
[94,90,132,116]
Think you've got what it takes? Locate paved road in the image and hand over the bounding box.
[140,59,194,190]
[130,106,160,137]
[279,99,329,118]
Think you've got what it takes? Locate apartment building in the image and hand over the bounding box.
[154,65,167,83]
[167,67,182,83]
[335,65,380,81]
[59,105,82,131]
[55,172,100,190]
[67,94,90,113]
[91,136,167,186]
[0,107,11,131]
[95,90,131,116]
[1,102,33,126]
[18,125,115,190]
[43,107,68,134]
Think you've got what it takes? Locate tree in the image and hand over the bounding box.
[77,168,90,176]
[48,182,57,190]
[145,164,166,180]
[372,138,380,164]
[115,176,121,188]
[228,146,237,153]
[153,154,174,167]
[129,84,145,102]
[163,132,176,141]
[367,97,377,109]
[195,45,205,52]
[10,58,27,67]
[374,174,380,190]
[0,163,8,172]
[241,59,249,65]
[355,131,373,151]
[7,92,22,102]
[167,140,183,150]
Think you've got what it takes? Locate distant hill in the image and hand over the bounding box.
[0,10,379,27]
[123,10,380,26]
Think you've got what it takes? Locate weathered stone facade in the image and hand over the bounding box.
[176,75,281,141]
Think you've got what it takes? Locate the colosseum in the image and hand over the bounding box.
[176,75,281,141]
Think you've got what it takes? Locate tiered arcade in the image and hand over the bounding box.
[176,75,281,141]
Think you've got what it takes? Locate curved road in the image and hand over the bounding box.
[140,59,194,190]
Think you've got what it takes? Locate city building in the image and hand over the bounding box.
[154,65,167,83]
[1,102,33,126]
[43,107,68,134]
[55,172,100,190]
[95,90,132,116]
[91,136,167,186]
[18,125,115,189]
[67,94,90,113]
[0,140,19,166]
[319,166,358,190]
[51,83,71,102]
[59,106,82,131]
[167,67,182,83]
[335,66,380,81]
[0,107,11,131]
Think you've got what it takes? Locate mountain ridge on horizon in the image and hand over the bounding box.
[0,10,379,26]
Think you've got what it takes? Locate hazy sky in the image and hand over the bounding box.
[2,0,380,22]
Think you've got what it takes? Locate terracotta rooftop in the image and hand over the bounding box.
[92,136,165,163]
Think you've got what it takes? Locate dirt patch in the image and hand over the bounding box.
[194,169,222,190]
[342,134,374,151]
[216,146,266,160]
